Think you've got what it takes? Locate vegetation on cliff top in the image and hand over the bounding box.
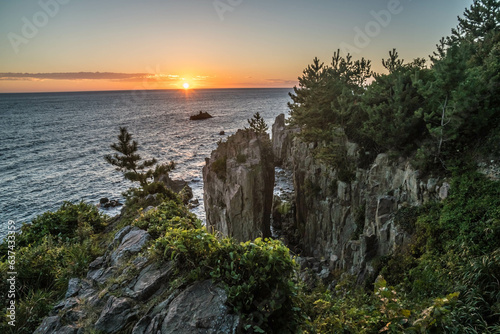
[288,0,500,173]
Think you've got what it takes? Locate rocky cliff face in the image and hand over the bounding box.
[34,225,239,334]
[272,114,450,281]
[271,113,298,167]
[203,129,274,241]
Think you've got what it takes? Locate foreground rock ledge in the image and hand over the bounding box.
[34,225,239,334]
[203,129,274,241]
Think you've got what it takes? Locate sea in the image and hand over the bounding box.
[0,88,293,239]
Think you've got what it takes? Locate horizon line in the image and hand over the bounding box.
[0,87,294,95]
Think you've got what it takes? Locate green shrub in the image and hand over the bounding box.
[212,156,227,180]
[210,238,299,333]
[13,201,106,249]
[303,179,321,198]
[132,199,200,239]
[277,201,292,216]
[236,153,247,164]
[393,205,423,235]
[0,202,107,334]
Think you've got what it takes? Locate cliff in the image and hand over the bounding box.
[202,129,274,241]
[272,114,450,280]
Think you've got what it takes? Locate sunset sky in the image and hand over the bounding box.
[0,0,472,93]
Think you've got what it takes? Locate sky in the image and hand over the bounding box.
[0,0,473,93]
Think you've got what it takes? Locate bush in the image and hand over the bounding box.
[210,238,298,333]
[132,199,200,239]
[0,202,107,334]
[13,201,106,249]
[236,153,247,164]
[146,201,299,333]
[212,156,227,180]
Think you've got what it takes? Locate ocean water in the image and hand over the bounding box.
[0,88,292,238]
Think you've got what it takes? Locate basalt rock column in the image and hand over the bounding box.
[203,129,274,241]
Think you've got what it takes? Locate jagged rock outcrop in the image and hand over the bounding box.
[272,113,298,166]
[203,129,274,241]
[34,225,239,334]
[271,114,450,281]
[156,173,193,203]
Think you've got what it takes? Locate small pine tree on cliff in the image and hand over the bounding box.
[246,112,268,134]
[105,127,174,188]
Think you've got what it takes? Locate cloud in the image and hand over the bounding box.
[192,75,211,81]
[0,72,181,82]
[265,78,298,85]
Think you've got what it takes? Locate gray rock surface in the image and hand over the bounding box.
[271,113,450,279]
[161,280,239,334]
[65,278,81,298]
[34,316,61,334]
[94,296,137,333]
[272,113,298,166]
[127,262,173,300]
[110,227,150,266]
[203,129,274,241]
[35,225,239,334]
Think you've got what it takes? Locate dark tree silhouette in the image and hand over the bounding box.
[105,127,174,187]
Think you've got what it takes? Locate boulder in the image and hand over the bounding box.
[110,227,150,266]
[54,326,78,334]
[94,296,137,333]
[65,278,81,298]
[127,262,173,301]
[35,220,239,334]
[34,316,61,334]
[161,280,239,333]
[100,198,122,208]
[156,173,193,203]
[439,182,451,200]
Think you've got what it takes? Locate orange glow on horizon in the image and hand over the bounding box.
[0,71,297,93]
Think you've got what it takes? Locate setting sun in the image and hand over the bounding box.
[183,82,190,89]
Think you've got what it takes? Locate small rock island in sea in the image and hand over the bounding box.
[189,111,213,120]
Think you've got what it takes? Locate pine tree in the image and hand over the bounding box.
[288,51,371,143]
[246,112,269,134]
[105,127,174,187]
[417,0,500,165]
[451,0,500,41]
[361,51,428,152]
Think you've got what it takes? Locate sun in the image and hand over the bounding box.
[183,82,190,89]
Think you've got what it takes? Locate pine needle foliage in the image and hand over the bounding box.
[246,112,269,134]
[105,127,174,188]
